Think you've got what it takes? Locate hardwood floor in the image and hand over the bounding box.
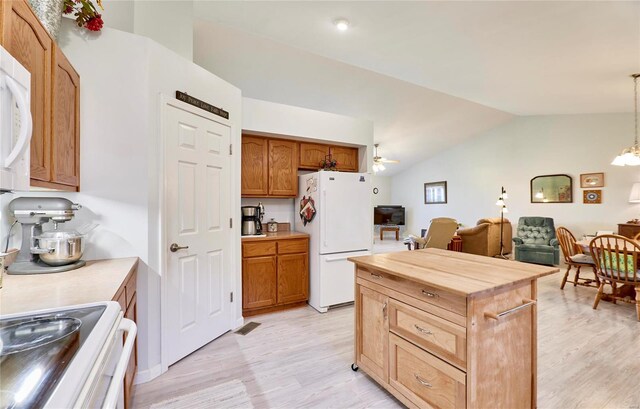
[133,272,640,409]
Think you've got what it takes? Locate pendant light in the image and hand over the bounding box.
[612,73,640,166]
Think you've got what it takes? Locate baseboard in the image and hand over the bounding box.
[135,364,163,385]
[233,316,244,330]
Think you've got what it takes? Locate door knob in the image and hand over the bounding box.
[170,243,189,252]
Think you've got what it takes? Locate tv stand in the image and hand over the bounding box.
[380,225,400,241]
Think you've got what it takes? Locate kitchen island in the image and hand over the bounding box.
[349,248,558,409]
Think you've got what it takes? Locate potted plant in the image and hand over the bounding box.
[319,156,338,171]
[64,0,104,32]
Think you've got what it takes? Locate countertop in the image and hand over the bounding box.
[0,257,139,315]
[241,231,309,242]
[349,248,558,298]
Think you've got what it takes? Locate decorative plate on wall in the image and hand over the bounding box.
[580,173,605,188]
[583,190,602,204]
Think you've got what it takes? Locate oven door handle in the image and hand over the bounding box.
[103,318,137,409]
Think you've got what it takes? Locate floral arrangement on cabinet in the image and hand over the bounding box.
[64,0,104,31]
[320,155,338,171]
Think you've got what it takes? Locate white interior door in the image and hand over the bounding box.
[165,101,232,365]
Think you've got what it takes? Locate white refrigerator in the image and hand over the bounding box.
[295,171,372,313]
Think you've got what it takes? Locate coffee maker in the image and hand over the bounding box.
[241,202,264,236]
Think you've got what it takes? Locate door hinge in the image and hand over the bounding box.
[230,218,233,228]
[229,144,233,155]
[230,292,234,302]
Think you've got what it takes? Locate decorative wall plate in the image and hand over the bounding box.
[583,190,602,204]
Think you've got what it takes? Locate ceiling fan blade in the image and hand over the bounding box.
[379,158,400,164]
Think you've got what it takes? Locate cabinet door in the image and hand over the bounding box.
[51,46,79,190]
[241,136,268,196]
[356,284,389,382]
[0,0,52,182]
[299,142,329,170]
[242,256,277,310]
[268,139,298,196]
[331,146,358,172]
[124,294,137,409]
[277,253,308,304]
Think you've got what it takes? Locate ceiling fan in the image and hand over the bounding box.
[372,143,399,172]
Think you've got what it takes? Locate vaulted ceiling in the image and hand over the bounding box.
[192,1,640,174]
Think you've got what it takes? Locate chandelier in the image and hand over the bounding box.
[612,73,640,166]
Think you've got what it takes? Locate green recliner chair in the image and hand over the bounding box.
[512,217,560,266]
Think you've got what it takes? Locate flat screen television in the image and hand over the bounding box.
[374,205,405,226]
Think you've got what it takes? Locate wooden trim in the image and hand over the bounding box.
[30,179,78,191]
[242,300,307,317]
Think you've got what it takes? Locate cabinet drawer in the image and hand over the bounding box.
[278,239,308,255]
[389,334,466,409]
[243,241,276,257]
[389,299,466,370]
[125,269,137,307]
[357,268,467,317]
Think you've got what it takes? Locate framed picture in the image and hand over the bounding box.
[531,174,573,203]
[580,173,604,188]
[424,181,447,204]
[583,190,602,204]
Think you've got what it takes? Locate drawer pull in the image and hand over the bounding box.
[414,374,433,388]
[484,298,536,320]
[414,324,433,335]
[383,302,388,319]
[371,273,383,279]
[421,290,438,298]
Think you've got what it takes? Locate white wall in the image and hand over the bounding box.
[243,97,374,172]
[372,175,393,207]
[241,198,295,226]
[391,113,638,238]
[33,20,242,382]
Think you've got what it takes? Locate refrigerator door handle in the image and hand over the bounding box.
[322,189,327,248]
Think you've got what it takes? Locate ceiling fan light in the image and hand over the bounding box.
[378,163,386,171]
[612,154,627,166]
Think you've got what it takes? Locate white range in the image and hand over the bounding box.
[295,171,372,313]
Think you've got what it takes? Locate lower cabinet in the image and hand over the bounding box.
[242,237,309,316]
[355,266,536,409]
[112,265,138,409]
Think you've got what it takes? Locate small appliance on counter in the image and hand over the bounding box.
[7,197,86,275]
[241,202,265,236]
[267,218,278,233]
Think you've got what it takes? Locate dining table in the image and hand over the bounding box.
[576,236,639,301]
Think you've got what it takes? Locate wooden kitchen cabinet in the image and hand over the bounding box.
[51,45,80,188]
[0,0,81,191]
[299,142,330,170]
[268,139,298,197]
[277,253,308,304]
[112,263,138,409]
[241,135,269,196]
[242,255,277,310]
[242,235,309,316]
[350,249,557,409]
[331,146,359,172]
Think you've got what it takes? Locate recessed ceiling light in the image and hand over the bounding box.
[334,19,350,31]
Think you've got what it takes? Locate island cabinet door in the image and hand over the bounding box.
[356,284,389,382]
[242,256,277,309]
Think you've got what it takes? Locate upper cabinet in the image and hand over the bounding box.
[241,135,298,198]
[330,146,358,172]
[0,0,81,191]
[241,134,360,198]
[268,139,298,197]
[241,136,269,196]
[299,142,330,170]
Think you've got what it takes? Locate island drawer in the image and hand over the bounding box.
[277,239,308,254]
[389,299,466,370]
[389,333,466,409]
[357,268,467,317]
[243,241,276,257]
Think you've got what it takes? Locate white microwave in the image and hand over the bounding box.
[0,45,31,192]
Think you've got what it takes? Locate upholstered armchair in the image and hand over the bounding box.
[457,218,512,257]
[513,217,560,265]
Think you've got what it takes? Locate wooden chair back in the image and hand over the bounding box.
[423,217,458,250]
[556,227,580,263]
[634,231,640,241]
[589,235,640,285]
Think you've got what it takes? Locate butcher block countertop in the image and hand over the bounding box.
[349,248,558,298]
[241,231,309,242]
[0,257,139,315]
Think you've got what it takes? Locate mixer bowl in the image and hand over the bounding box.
[34,231,85,266]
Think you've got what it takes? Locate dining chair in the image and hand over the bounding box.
[407,217,458,250]
[556,227,598,289]
[589,235,640,320]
